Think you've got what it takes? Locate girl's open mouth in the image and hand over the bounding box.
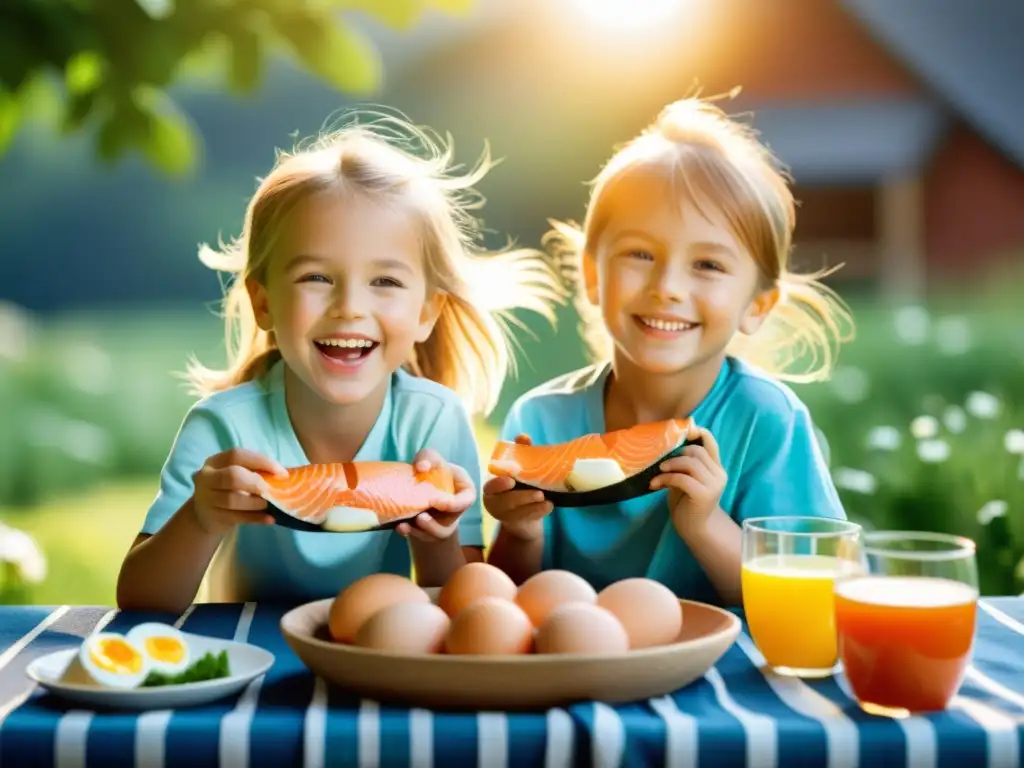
[314,338,380,366]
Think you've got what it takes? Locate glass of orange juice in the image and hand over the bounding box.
[741,516,863,677]
[834,531,978,718]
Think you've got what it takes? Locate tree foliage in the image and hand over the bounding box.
[0,0,473,175]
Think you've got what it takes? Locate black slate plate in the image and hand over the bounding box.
[507,435,703,508]
[266,505,429,534]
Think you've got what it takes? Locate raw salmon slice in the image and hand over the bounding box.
[488,418,694,492]
[257,461,455,532]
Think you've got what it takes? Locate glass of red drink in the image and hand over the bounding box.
[834,531,978,718]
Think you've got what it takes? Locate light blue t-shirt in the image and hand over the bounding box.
[142,360,484,603]
[498,356,846,606]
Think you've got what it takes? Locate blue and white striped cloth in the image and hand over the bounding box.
[1,599,1022,767]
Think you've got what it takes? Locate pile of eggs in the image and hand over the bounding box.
[328,563,683,656]
[61,622,191,688]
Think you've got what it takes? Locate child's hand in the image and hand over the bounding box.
[483,434,551,542]
[396,449,475,542]
[191,449,288,536]
[649,426,727,540]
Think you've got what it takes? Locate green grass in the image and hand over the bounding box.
[4,481,154,605]
[4,283,1024,603]
[5,421,500,607]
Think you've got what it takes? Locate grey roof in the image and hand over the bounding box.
[841,0,1024,169]
[746,98,949,184]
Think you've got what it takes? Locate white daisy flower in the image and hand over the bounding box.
[976,500,1008,526]
[942,406,967,435]
[1004,429,1024,455]
[866,426,901,451]
[910,415,940,440]
[833,467,877,495]
[0,523,47,585]
[894,305,929,345]
[966,391,1001,419]
[917,438,951,463]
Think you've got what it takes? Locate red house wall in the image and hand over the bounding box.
[925,123,1024,279]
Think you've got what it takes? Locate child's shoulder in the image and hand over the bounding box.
[716,357,819,444]
[188,373,277,421]
[722,358,808,417]
[500,364,606,442]
[391,369,476,442]
[510,364,606,413]
[392,367,466,413]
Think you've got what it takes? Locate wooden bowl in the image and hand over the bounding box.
[279,591,740,710]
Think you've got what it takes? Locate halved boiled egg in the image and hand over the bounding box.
[565,458,627,492]
[61,632,151,689]
[323,505,380,532]
[126,622,191,675]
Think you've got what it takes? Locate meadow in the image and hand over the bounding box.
[1,278,1022,604]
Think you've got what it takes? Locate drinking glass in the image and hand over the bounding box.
[741,516,863,677]
[834,530,979,718]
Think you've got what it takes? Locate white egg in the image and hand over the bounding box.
[126,622,191,675]
[61,632,151,689]
[565,458,627,492]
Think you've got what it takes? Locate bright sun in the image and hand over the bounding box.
[576,0,686,29]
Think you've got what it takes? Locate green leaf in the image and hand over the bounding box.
[337,0,430,30]
[426,0,476,14]
[65,52,103,95]
[227,27,263,93]
[61,89,99,134]
[141,650,231,687]
[138,92,197,176]
[279,17,381,94]
[96,114,129,163]
[0,90,20,154]
[17,76,62,124]
[134,0,175,21]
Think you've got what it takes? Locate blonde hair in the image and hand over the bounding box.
[548,96,854,383]
[186,110,566,415]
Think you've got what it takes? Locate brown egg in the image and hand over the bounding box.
[437,562,518,619]
[328,573,430,644]
[515,569,597,626]
[444,597,534,655]
[535,603,630,655]
[597,578,683,649]
[354,602,450,654]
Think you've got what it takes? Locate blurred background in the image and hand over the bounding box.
[1,0,1022,604]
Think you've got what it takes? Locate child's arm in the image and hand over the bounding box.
[117,407,282,613]
[664,404,845,606]
[483,405,551,584]
[652,427,741,603]
[485,504,545,584]
[118,447,285,612]
[117,500,224,614]
[401,401,488,586]
[674,508,742,604]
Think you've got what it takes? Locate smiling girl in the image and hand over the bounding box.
[485,97,854,605]
[117,113,564,613]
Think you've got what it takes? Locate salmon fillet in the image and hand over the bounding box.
[488,418,694,491]
[257,461,455,528]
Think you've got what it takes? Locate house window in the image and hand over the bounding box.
[790,185,878,286]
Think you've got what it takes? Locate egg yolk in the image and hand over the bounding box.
[90,638,143,675]
[145,636,185,663]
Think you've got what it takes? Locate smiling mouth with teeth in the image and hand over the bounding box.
[314,338,380,363]
[635,316,698,333]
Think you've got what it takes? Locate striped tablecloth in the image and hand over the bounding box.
[0,599,1022,768]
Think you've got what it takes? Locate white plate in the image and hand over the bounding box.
[25,632,275,710]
